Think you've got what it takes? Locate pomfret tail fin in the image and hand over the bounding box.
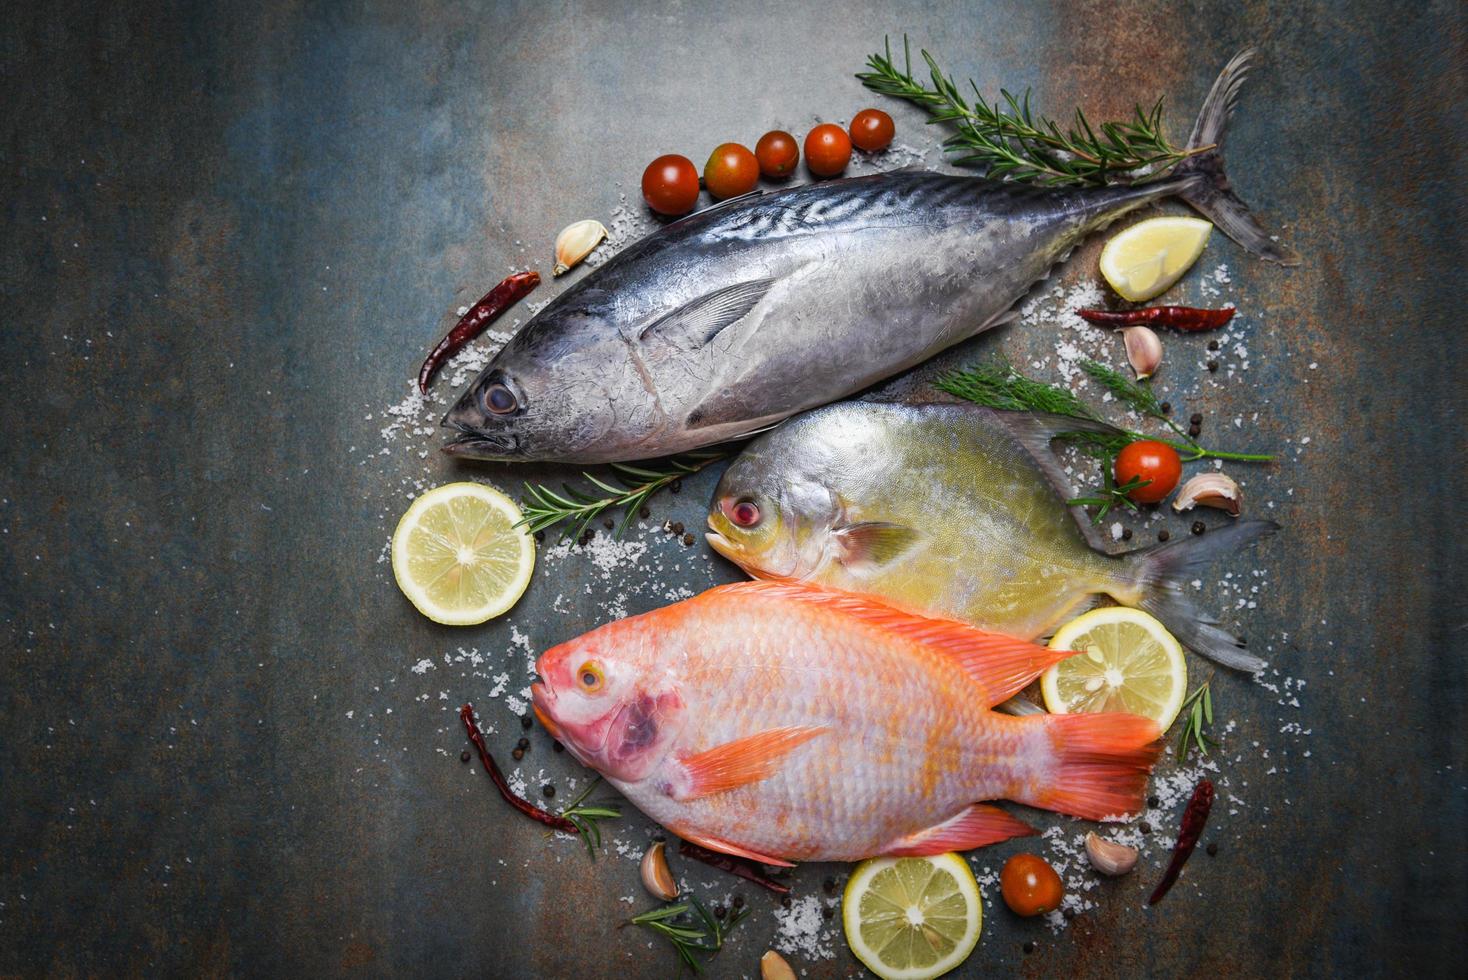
[1170,48,1299,265]
[1127,519,1281,672]
[1014,712,1162,821]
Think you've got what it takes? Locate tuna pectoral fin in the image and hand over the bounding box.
[677,830,795,868]
[1171,49,1299,265]
[638,277,777,348]
[1127,519,1280,672]
[881,804,1035,856]
[672,725,827,802]
[1015,713,1162,821]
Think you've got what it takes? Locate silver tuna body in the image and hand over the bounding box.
[443,171,1178,463]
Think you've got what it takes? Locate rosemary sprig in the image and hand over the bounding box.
[1175,681,1216,759]
[556,778,620,860]
[518,451,727,540]
[857,36,1208,185]
[627,898,749,974]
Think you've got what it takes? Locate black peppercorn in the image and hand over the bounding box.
[1192,521,1206,536]
[1207,841,1219,857]
[682,533,694,546]
[1023,941,1036,954]
[1140,821,1152,834]
[521,715,533,730]
[460,749,471,763]
[713,905,726,919]
[1148,795,1160,808]
[1189,412,1203,425]
[1160,401,1171,414]
[511,748,524,761]
[602,517,614,530]
[732,895,744,909]
[671,521,685,535]
[1121,527,1133,541]
[670,479,682,494]
[534,530,545,543]
[1207,339,1220,351]
[1207,360,1219,372]
[781,896,792,909]
[823,876,837,893]
[822,906,834,920]
[1062,907,1075,920]
[542,784,555,798]
[516,737,529,750]
[1188,423,1202,437]
[1158,529,1170,542]
[638,505,650,519]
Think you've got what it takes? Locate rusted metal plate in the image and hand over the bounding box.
[2,1,1463,976]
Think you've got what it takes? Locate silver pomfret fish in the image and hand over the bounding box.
[444,52,1293,463]
[706,402,1279,671]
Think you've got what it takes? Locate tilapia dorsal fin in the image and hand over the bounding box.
[880,804,1036,856]
[673,725,828,802]
[979,407,1124,553]
[706,581,1072,706]
[638,277,776,348]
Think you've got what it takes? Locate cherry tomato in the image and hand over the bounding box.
[641,154,700,216]
[704,143,760,200]
[849,108,895,152]
[1000,853,1064,917]
[1114,439,1183,504]
[804,124,852,177]
[755,130,799,179]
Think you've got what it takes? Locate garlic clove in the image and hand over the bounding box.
[1172,472,1242,516]
[553,219,608,276]
[760,950,797,980]
[1121,325,1162,379]
[1085,832,1139,876]
[640,840,679,901]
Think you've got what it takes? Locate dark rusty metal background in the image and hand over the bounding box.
[3,1,1464,976]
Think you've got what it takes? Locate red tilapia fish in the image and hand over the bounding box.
[531,581,1161,864]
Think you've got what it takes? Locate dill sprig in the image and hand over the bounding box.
[626,898,749,974]
[555,778,620,860]
[518,451,727,540]
[857,36,1208,185]
[1176,681,1216,759]
[1068,473,1151,523]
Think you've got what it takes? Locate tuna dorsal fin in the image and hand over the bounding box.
[672,725,827,802]
[978,407,1125,553]
[638,278,776,348]
[708,581,1073,706]
[880,803,1036,856]
[833,521,920,569]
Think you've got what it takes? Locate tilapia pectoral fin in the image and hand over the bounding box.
[1018,712,1162,821]
[677,830,795,868]
[706,580,1072,706]
[880,804,1036,857]
[673,725,828,802]
[637,277,777,348]
[832,521,921,568]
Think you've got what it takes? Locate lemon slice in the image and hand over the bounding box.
[842,853,982,980]
[1099,216,1213,301]
[391,482,535,625]
[1040,607,1188,728]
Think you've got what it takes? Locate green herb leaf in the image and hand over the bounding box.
[1175,681,1218,760]
[517,451,727,539]
[629,897,749,974]
[556,778,620,860]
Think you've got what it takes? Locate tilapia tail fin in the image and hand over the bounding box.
[1170,48,1300,265]
[1127,519,1281,672]
[1016,713,1162,821]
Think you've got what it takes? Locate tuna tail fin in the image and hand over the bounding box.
[1015,712,1162,821]
[1128,519,1281,672]
[1170,48,1299,265]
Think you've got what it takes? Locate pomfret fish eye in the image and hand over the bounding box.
[722,497,761,528]
[485,382,517,415]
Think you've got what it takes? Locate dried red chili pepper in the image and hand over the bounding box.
[678,841,792,896]
[1076,306,1236,332]
[459,703,577,834]
[419,271,540,393]
[1148,778,1214,905]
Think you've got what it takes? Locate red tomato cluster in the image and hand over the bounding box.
[640,109,897,216]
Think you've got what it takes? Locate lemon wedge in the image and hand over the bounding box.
[391,482,535,625]
[842,853,982,980]
[1099,216,1213,301]
[1040,607,1188,729]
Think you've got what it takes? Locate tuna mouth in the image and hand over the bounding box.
[441,428,520,459]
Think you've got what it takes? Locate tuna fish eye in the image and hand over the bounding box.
[727,498,761,527]
[577,662,604,692]
[484,383,517,415]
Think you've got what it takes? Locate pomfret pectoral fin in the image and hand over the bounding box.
[833,521,920,569]
[638,277,777,349]
[671,724,827,802]
[880,803,1036,856]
